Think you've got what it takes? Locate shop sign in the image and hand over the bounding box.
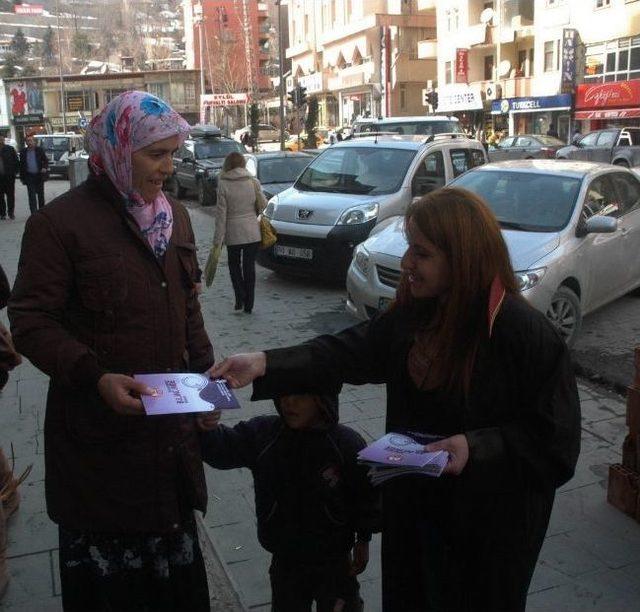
[491,94,572,114]
[12,113,44,126]
[14,3,43,15]
[66,94,85,112]
[560,29,578,95]
[298,73,323,94]
[200,93,249,108]
[575,108,640,120]
[437,84,483,112]
[455,49,469,84]
[575,79,640,110]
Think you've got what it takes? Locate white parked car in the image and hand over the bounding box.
[346,160,640,347]
[257,134,487,279]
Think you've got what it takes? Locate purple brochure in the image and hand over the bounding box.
[358,432,448,468]
[134,373,240,416]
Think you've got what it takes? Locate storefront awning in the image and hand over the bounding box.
[575,108,640,120]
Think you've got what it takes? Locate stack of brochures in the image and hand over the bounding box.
[357,432,450,485]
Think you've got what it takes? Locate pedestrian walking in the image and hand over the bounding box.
[546,125,559,138]
[198,390,379,612]
[210,187,582,612]
[19,135,48,214]
[213,151,266,314]
[8,91,215,612]
[0,136,19,220]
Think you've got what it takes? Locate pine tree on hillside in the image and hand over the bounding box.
[1,54,18,79]
[41,26,56,66]
[10,28,30,57]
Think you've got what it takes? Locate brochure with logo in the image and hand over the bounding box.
[134,373,240,416]
[358,432,449,484]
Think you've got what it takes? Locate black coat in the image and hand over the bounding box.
[0,144,19,180]
[19,145,48,181]
[201,414,380,561]
[252,294,581,612]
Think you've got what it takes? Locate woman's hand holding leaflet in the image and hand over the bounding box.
[208,352,267,388]
[426,434,469,476]
[97,373,154,415]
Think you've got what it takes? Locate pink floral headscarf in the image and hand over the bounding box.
[86,91,190,257]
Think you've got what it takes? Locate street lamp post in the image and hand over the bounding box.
[194,2,206,112]
[55,0,67,133]
[277,0,285,150]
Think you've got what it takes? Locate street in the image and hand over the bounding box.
[1,181,639,610]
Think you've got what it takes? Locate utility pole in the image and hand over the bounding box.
[194,2,206,103]
[277,0,285,151]
[55,0,67,133]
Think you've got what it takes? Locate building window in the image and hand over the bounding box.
[585,36,640,82]
[529,48,535,75]
[104,89,126,104]
[184,83,196,104]
[148,82,168,100]
[445,61,452,84]
[484,55,494,80]
[544,41,556,72]
[446,8,459,32]
[517,49,527,76]
[400,85,407,110]
[595,0,611,7]
[65,90,96,112]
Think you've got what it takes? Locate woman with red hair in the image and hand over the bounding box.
[211,187,581,612]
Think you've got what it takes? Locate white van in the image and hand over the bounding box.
[34,133,85,179]
[350,115,463,138]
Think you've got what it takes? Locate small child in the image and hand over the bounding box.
[200,392,380,612]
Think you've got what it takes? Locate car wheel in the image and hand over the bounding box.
[171,176,185,199]
[546,286,582,348]
[613,159,629,168]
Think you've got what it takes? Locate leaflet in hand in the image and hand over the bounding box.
[134,373,240,416]
[358,432,449,484]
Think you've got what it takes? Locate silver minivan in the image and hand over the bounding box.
[35,133,85,179]
[257,134,486,279]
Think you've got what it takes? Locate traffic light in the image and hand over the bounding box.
[425,90,439,110]
[288,88,298,106]
[297,85,307,108]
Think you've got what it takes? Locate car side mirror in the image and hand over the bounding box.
[577,214,618,237]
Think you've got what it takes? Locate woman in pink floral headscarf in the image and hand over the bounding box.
[8,92,215,611]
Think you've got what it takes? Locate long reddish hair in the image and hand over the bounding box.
[396,187,520,392]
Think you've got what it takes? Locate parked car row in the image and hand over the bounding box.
[346,160,640,347]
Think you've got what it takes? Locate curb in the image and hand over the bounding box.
[195,512,247,611]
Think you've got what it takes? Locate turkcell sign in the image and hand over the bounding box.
[492,94,572,114]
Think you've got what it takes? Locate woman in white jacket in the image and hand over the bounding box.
[214,152,266,314]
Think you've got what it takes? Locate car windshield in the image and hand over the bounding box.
[453,170,582,232]
[194,140,243,159]
[37,138,75,151]
[363,120,462,136]
[258,157,311,184]
[295,146,416,195]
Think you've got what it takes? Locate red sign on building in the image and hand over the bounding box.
[575,79,640,110]
[14,3,44,15]
[455,49,469,84]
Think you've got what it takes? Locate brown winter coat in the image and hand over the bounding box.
[8,174,214,533]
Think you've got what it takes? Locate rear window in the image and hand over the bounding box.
[36,137,79,151]
[194,140,244,159]
[374,120,462,136]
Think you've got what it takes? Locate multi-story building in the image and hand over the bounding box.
[286,0,437,128]
[183,0,271,94]
[427,0,640,141]
[4,70,201,142]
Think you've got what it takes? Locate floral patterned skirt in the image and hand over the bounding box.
[58,520,210,611]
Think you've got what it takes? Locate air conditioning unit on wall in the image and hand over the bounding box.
[484,82,502,100]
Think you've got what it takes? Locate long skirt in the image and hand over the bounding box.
[58,520,210,612]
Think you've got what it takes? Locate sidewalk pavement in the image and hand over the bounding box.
[1,185,639,610]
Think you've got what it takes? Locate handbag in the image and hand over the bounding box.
[252,179,277,250]
[203,244,221,288]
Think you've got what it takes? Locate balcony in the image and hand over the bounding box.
[417,39,437,60]
[502,76,533,98]
[396,57,436,83]
[286,41,312,59]
[328,62,375,91]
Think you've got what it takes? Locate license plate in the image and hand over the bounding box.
[378,297,392,311]
[274,245,313,260]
